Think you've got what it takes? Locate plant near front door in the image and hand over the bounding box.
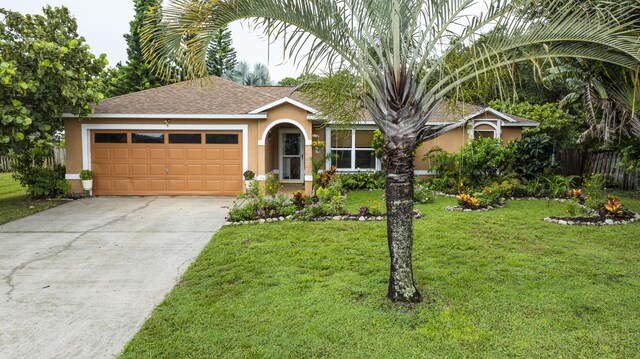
[142,1,640,302]
[79,169,94,192]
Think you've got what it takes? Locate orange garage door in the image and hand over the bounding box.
[91,130,243,196]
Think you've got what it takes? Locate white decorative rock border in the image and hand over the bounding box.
[225,210,424,226]
[445,203,506,212]
[543,212,640,226]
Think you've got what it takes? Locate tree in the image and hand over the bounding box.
[206,27,237,76]
[142,0,640,302]
[0,6,107,154]
[223,61,272,86]
[102,0,171,97]
[278,73,322,86]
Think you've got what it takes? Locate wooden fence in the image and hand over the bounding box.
[558,149,638,189]
[0,148,66,172]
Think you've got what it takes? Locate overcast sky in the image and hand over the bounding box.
[3,0,303,81]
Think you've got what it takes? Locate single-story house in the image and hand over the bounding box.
[62,76,538,196]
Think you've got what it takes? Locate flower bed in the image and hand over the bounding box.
[544,211,640,226]
[225,209,423,226]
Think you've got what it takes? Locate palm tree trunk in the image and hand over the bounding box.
[383,143,421,303]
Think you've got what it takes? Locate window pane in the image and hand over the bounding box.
[206,134,239,144]
[355,150,376,169]
[355,130,374,148]
[331,130,352,148]
[474,131,494,139]
[95,133,127,143]
[132,133,164,144]
[331,150,351,169]
[169,133,201,144]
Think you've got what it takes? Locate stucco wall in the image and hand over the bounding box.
[414,127,468,171]
[501,127,523,145]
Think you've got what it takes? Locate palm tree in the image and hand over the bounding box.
[223,60,272,86]
[547,62,640,144]
[142,0,640,302]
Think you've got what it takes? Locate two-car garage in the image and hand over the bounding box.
[90,130,243,196]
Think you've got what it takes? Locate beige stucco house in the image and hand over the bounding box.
[62,77,538,196]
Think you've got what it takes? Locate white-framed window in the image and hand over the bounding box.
[325,127,380,171]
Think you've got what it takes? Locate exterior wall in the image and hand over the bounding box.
[64,118,84,193]
[311,124,326,163]
[501,127,523,145]
[414,127,468,171]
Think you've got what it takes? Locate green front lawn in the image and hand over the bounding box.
[0,172,63,225]
[122,191,640,358]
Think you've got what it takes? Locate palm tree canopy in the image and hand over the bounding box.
[223,60,272,86]
[142,0,639,145]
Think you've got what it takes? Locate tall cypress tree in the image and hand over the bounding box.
[116,0,170,95]
[206,27,237,77]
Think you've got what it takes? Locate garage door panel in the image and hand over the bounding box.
[187,180,204,191]
[167,148,185,160]
[205,148,222,159]
[167,164,185,175]
[150,179,166,191]
[167,179,186,191]
[131,163,149,176]
[92,130,242,196]
[131,148,148,160]
[94,179,112,191]
[113,148,130,160]
[112,163,130,176]
[223,164,241,175]
[223,148,241,160]
[223,180,242,192]
[149,164,166,176]
[205,164,222,175]
[205,180,222,191]
[113,179,131,191]
[94,148,111,160]
[186,149,203,160]
[149,149,165,160]
[92,163,111,176]
[132,179,149,191]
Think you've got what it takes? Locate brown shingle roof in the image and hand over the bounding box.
[93,76,280,115]
[92,77,536,126]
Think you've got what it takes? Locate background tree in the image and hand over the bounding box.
[99,0,171,97]
[223,61,272,86]
[143,0,640,302]
[206,27,237,76]
[0,6,107,154]
[278,73,322,86]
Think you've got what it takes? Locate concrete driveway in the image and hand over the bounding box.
[0,196,232,358]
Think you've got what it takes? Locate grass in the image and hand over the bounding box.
[0,172,63,225]
[344,189,385,214]
[121,190,640,358]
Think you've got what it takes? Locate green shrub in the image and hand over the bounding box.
[340,171,385,190]
[507,133,556,179]
[264,174,281,197]
[423,138,508,191]
[227,201,258,221]
[11,148,70,199]
[79,169,93,180]
[413,182,435,203]
[564,198,589,217]
[545,175,576,198]
[583,173,608,210]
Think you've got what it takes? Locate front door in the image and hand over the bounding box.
[280,130,304,182]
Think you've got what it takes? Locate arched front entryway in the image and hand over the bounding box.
[257,119,313,194]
